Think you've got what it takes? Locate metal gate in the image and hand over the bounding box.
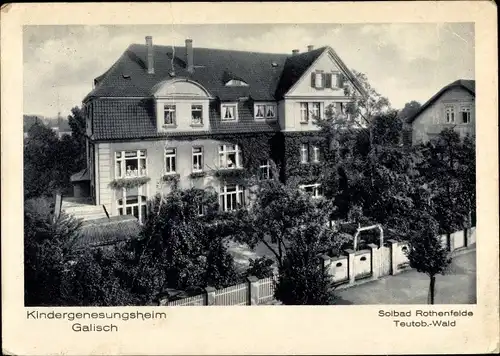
[380,245,392,276]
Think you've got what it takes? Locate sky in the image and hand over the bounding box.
[23,23,474,118]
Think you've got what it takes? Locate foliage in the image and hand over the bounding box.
[24,197,82,306]
[274,221,337,305]
[190,171,206,179]
[109,177,151,190]
[417,129,474,234]
[406,213,452,304]
[245,257,275,279]
[398,100,422,122]
[213,168,251,180]
[67,106,87,169]
[240,178,348,269]
[24,107,87,200]
[128,188,243,302]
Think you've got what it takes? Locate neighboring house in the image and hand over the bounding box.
[77,36,366,223]
[407,79,475,145]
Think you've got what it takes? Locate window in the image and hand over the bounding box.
[300,103,309,123]
[118,195,147,223]
[219,144,242,169]
[300,143,309,163]
[225,79,249,87]
[219,185,245,212]
[312,145,320,163]
[221,103,238,121]
[259,159,272,180]
[115,150,147,178]
[310,102,321,120]
[191,105,203,125]
[164,105,176,126]
[255,104,265,119]
[300,183,322,199]
[300,102,322,123]
[254,103,276,120]
[192,146,203,172]
[315,72,323,88]
[331,73,338,88]
[460,106,471,124]
[165,147,176,174]
[445,106,455,123]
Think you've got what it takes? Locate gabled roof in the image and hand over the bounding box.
[407,79,475,124]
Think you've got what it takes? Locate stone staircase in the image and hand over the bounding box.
[61,197,108,222]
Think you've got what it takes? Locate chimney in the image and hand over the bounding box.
[307,45,314,52]
[292,49,299,55]
[185,39,194,73]
[145,36,154,74]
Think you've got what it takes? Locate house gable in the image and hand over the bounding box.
[285,48,364,99]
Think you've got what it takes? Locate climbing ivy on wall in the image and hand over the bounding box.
[163,131,325,186]
[282,132,328,185]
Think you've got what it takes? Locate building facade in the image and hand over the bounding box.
[81,37,365,222]
[408,79,475,145]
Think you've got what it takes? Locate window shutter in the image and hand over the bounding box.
[320,73,326,89]
[311,73,316,88]
[337,73,344,88]
[325,73,332,88]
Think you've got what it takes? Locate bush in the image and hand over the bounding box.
[245,257,275,279]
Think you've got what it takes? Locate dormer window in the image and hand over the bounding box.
[254,103,277,120]
[225,79,249,87]
[164,104,176,126]
[221,103,238,121]
[191,104,203,126]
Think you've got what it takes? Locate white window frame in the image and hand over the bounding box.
[191,104,203,126]
[312,145,320,163]
[219,144,242,169]
[164,147,177,175]
[192,146,204,173]
[445,105,455,123]
[197,203,205,216]
[460,106,471,124]
[117,194,148,223]
[299,183,322,199]
[254,103,277,120]
[331,72,339,88]
[219,184,245,212]
[300,102,309,123]
[115,150,147,179]
[310,102,321,120]
[315,72,323,88]
[259,159,271,180]
[221,103,238,122]
[300,143,309,164]
[164,104,176,126]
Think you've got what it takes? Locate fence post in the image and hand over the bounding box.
[344,249,355,284]
[247,276,259,305]
[205,286,216,306]
[387,239,399,275]
[321,254,331,276]
[367,243,379,280]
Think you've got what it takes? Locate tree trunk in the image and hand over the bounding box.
[428,275,436,304]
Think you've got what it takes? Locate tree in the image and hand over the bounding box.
[240,178,345,269]
[128,188,242,303]
[398,100,422,122]
[24,197,82,306]
[274,218,337,305]
[24,117,87,199]
[67,106,87,171]
[406,213,452,304]
[417,129,472,242]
